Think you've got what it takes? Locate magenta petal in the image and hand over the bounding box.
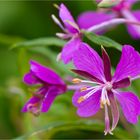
[61,37,81,64]
[73,43,105,82]
[127,10,140,39]
[115,91,140,124]
[109,92,119,131]
[71,69,104,83]
[102,47,112,81]
[77,11,115,34]
[113,45,140,82]
[113,77,131,89]
[23,71,40,85]
[30,60,65,85]
[59,3,78,33]
[41,87,60,112]
[22,96,40,112]
[72,90,101,117]
[113,0,137,11]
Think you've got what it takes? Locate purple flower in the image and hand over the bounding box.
[77,11,116,34]
[22,60,66,116]
[78,0,140,39]
[72,43,140,134]
[52,3,82,64]
[111,0,140,39]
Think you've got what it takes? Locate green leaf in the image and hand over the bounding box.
[84,32,122,51]
[14,120,134,140]
[11,37,66,49]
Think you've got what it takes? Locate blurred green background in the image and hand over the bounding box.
[0,0,140,139]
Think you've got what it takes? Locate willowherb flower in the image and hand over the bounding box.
[22,60,66,116]
[52,3,82,64]
[78,0,140,39]
[72,43,140,135]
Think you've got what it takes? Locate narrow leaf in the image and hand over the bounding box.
[11,37,66,49]
[84,32,122,51]
[14,120,134,140]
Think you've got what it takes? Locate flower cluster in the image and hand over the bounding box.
[22,2,140,135]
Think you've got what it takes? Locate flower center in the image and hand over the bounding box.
[72,78,113,106]
[105,81,112,91]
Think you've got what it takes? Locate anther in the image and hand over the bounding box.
[77,96,85,103]
[80,87,87,92]
[100,102,104,108]
[72,78,82,84]
[100,99,107,108]
[53,3,59,10]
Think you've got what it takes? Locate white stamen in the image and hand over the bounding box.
[105,91,111,106]
[85,86,100,91]
[101,87,107,106]
[51,14,65,31]
[78,87,101,103]
[87,18,127,32]
[100,87,111,108]
[83,86,101,99]
[56,33,71,39]
[87,18,140,33]
[81,80,100,84]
